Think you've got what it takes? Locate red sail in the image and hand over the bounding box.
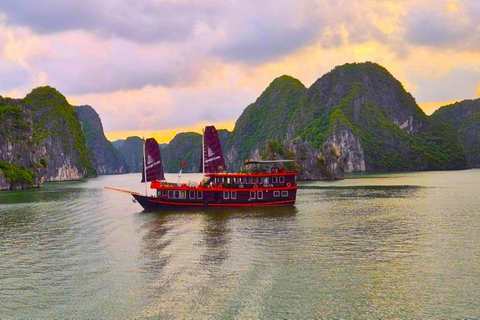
[203,126,227,173]
[141,138,165,182]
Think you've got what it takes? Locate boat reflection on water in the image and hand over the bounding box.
[136,205,298,318]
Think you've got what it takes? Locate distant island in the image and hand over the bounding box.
[1,62,480,190]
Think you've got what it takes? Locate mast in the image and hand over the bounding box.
[143,137,147,196]
[202,128,205,174]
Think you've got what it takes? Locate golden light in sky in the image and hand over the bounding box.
[104,121,236,143]
[446,0,459,12]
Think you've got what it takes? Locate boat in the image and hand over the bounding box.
[130,126,298,210]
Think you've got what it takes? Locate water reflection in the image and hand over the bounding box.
[136,206,297,318]
[2,171,480,318]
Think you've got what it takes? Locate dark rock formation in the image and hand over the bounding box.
[431,99,480,167]
[224,62,466,179]
[0,96,44,189]
[118,136,144,172]
[225,75,306,170]
[118,130,231,174]
[162,132,202,173]
[297,62,466,172]
[0,86,93,190]
[112,139,125,149]
[75,105,127,175]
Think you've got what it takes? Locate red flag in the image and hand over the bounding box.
[181,161,186,168]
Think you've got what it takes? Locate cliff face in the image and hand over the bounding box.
[431,99,480,167]
[431,99,480,128]
[225,76,306,170]
[0,97,44,189]
[118,136,143,172]
[116,130,231,174]
[223,62,466,179]
[297,62,466,172]
[0,86,93,190]
[162,132,202,173]
[23,87,91,181]
[75,105,127,175]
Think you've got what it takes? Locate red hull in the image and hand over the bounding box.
[132,169,298,210]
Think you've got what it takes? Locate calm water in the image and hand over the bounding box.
[1,171,480,319]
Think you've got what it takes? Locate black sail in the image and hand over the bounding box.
[141,138,165,182]
[203,126,227,173]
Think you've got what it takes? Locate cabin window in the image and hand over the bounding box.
[174,191,180,198]
[197,191,203,199]
[272,176,278,183]
[180,191,186,199]
[163,190,168,196]
[263,177,269,184]
[273,191,280,197]
[168,190,174,199]
[248,177,253,184]
[279,176,285,183]
[250,191,256,199]
[231,191,237,199]
[240,177,246,184]
[257,191,263,199]
[223,191,229,199]
[189,190,195,199]
[282,191,289,197]
[157,190,162,197]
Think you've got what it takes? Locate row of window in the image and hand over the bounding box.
[162,190,204,199]
[161,189,289,200]
[249,190,289,200]
[223,191,237,199]
[213,176,286,185]
[274,190,289,197]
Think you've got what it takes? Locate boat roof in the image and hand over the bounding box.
[243,159,295,165]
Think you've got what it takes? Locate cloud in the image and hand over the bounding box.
[2,0,480,138]
[25,31,207,95]
[0,0,215,43]
[0,60,31,92]
[211,1,323,64]
[408,65,480,102]
[405,0,480,49]
[71,76,260,133]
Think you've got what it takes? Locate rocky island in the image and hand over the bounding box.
[2,62,479,190]
[0,87,126,190]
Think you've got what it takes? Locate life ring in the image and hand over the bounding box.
[253,184,258,189]
[287,182,292,187]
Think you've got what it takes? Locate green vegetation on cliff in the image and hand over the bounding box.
[24,86,94,177]
[0,160,36,188]
[225,62,466,176]
[118,136,144,172]
[0,104,29,136]
[162,132,202,173]
[226,75,306,167]
[431,99,480,167]
[75,105,127,175]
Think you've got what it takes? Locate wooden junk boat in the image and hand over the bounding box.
[130,126,298,210]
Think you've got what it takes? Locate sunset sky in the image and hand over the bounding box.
[1,0,479,143]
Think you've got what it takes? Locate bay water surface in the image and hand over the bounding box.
[1,170,480,319]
